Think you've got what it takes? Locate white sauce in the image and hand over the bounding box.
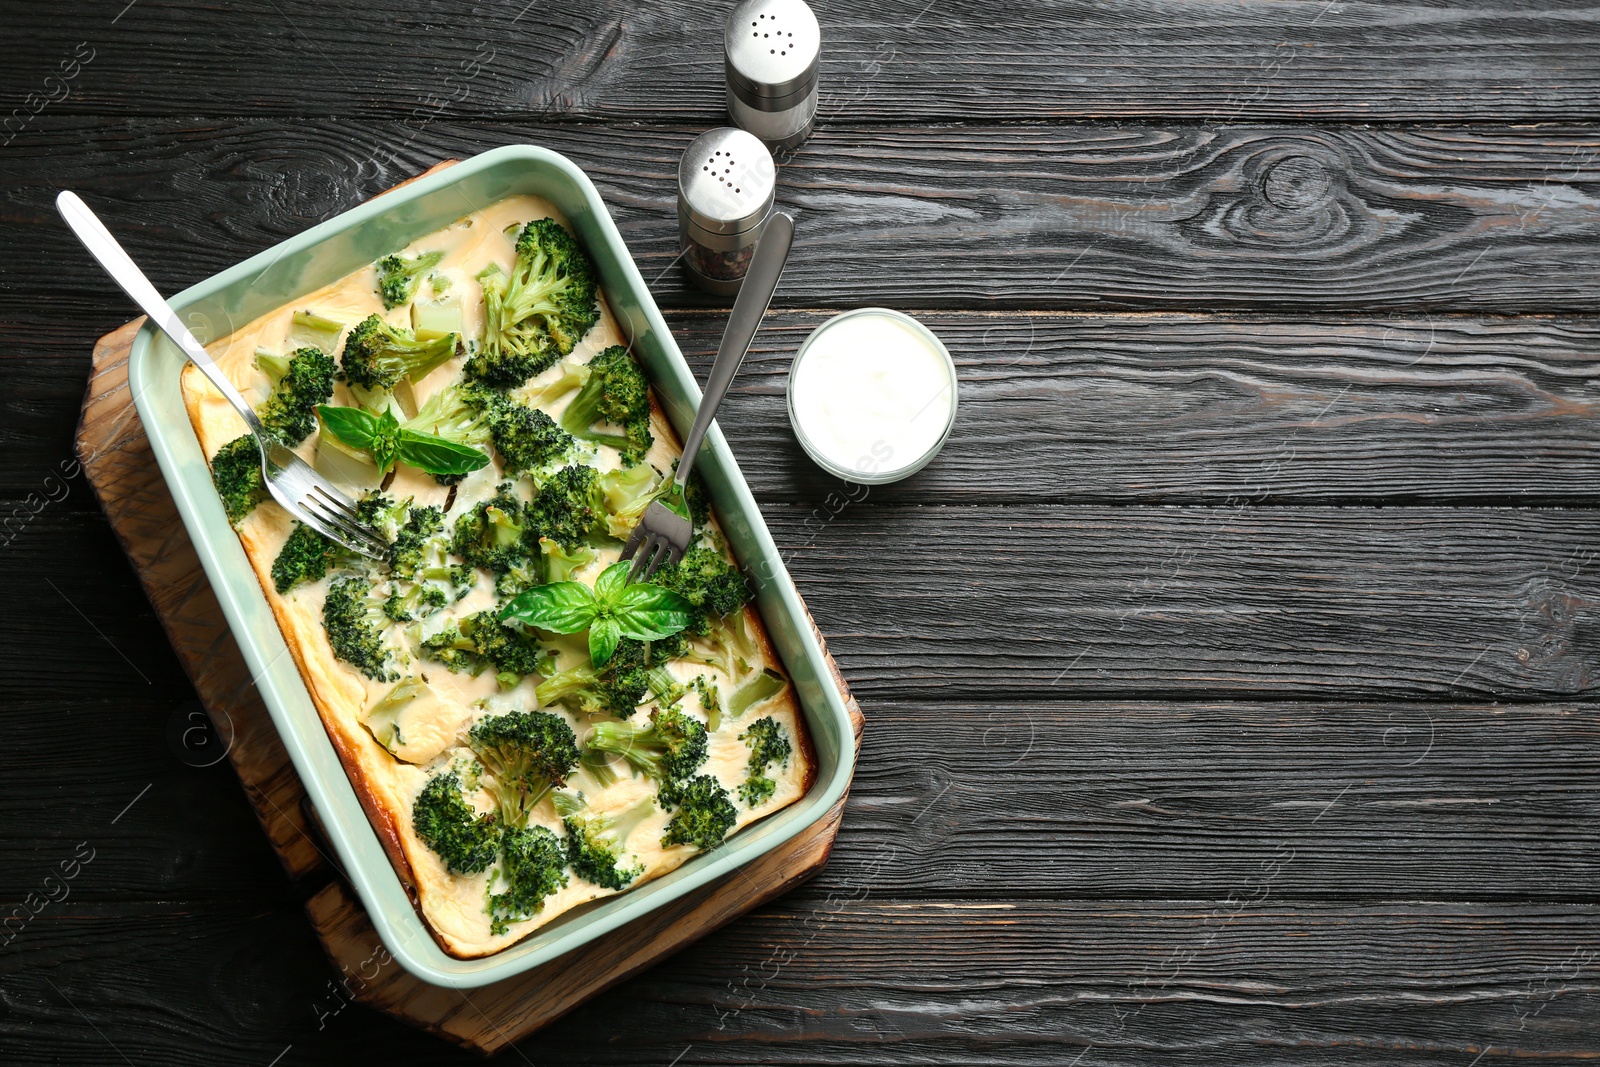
[788,311,955,478]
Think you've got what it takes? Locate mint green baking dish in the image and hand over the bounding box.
[127,144,856,989]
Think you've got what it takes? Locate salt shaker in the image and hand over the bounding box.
[677,127,776,296]
[724,0,820,150]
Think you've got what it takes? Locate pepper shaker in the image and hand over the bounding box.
[724,0,820,150]
[677,127,776,296]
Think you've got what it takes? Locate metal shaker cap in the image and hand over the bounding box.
[678,127,776,236]
[725,0,820,102]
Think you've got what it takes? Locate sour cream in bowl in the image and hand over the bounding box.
[786,309,958,484]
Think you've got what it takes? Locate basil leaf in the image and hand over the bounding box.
[592,561,630,606]
[612,583,693,641]
[396,429,491,476]
[317,404,381,450]
[588,616,622,667]
[500,582,598,633]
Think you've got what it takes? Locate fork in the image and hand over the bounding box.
[57,191,389,560]
[621,211,794,582]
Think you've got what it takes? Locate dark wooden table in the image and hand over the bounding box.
[5,2,1600,1063]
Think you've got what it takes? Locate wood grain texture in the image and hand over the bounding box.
[833,700,1600,901]
[765,504,1600,703]
[4,898,1597,1065]
[5,120,1600,311]
[10,1,1600,122]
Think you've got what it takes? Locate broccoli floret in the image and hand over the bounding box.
[656,546,752,627]
[526,358,590,409]
[739,715,791,807]
[560,345,653,465]
[322,574,404,681]
[564,797,654,890]
[525,464,606,551]
[683,610,761,687]
[468,709,579,828]
[387,504,446,576]
[417,625,480,675]
[536,638,677,719]
[682,464,712,528]
[599,463,665,539]
[210,435,267,525]
[409,382,575,479]
[405,385,490,447]
[271,522,361,594]
[382,505,472,621]
[486,397,575,476]
[692,674,723,733]
[487,825,568,935]
[418,609,543,684]
[536,662,648,720]
[587,706,709,786]
[354,490,411,543]
[655,550,767,689]
[579,745,621,788]
[660,775,737,851]
[538,537,596,585]
[464,610,545,680]
[467,218,599,387]
[728,668,788,720]
[648,631,693,663]
[451,484,534,590]
[413,772,499,874]
[340,313,458,391]
[256,346,335,444]
[375,250,444,309]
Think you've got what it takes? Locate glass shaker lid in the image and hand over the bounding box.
[725,0,820,100]
[678,127,776,235]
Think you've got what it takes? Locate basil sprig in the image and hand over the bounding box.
[315,404,488,477]
[500,561,692,667]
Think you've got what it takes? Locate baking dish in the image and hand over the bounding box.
[127,143,857,988]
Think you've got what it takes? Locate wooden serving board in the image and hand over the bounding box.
[73,162,863,1056]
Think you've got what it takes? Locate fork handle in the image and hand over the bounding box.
[676,211,794,488]
[56,191,268,440]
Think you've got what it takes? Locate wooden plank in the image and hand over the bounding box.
[6,898,1598,1064]
[11,698,1599,905]
[830,700,1600,900]
[11,505,1597,703]
[10,302,1600,506]
[10,1,1600,122]
[762,504,1600,703]
[5,120,1600,311]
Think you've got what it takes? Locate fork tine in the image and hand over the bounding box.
[293,507,372,557]
[301,495,388,553]
[626,536,659,584]
[620,522,647,562]
[640,539,671,583]
[309,482,364,521]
